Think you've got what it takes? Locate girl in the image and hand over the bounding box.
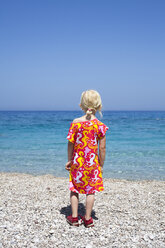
[65,90,109,228]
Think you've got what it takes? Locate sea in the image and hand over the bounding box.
[0,111,165,180]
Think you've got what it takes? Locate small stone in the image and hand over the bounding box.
[86,244,93,248]
[32,238,40,243]
[15,235,21,240]
[30,245,38,248]
[50,236,57,242]
[143,234,149,242]
[132,236,139,242]
[0,225,7,229]
[149,234,155,240]
[100,236,105,241]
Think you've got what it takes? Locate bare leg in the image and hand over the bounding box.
[85,193,95,220]
[70,191,79,217]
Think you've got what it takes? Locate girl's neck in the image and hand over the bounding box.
[84,114,96,121]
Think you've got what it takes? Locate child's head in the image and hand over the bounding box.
[80,90,102,117]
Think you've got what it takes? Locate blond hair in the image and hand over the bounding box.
[80,90,102,117]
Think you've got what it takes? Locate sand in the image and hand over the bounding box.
[0,172,165,248]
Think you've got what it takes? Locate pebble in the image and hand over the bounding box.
[32,238,40,243]
[86,244,93,248]
[132,236,139,242]
[0,173,164,248]
[149,234,155,240]
[143,234,150,242]
[99,236,105,241]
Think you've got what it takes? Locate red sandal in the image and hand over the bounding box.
[82,216,94,228]
[66,215,79,226]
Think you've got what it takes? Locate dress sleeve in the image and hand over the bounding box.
[98,123,109,140]
[66,123,77,144]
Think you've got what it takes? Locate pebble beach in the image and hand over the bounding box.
[0,172,165,248]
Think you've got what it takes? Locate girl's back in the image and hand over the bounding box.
[65,90,109,227]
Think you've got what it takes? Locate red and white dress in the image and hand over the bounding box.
[67,118,109,194]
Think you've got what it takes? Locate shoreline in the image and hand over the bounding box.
[0,171,164,183]
[0,172,165,247]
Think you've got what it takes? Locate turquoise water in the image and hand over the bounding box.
[0,111,165,180]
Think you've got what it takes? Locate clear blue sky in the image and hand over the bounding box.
[0,0,165,111]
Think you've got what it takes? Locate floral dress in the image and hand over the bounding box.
[67,118,109,194]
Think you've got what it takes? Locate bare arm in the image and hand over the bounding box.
[68,141,74,161]
[99,136,106,170]
[65,141,74,171]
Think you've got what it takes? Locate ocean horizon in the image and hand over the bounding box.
[0,110,165,180]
